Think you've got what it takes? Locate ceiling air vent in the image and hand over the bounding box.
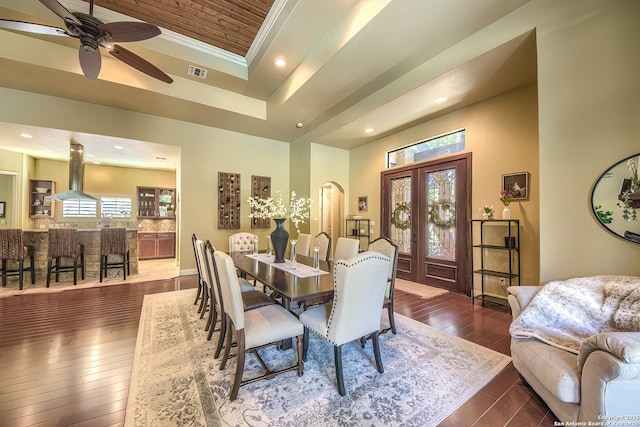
[188,65,208,79]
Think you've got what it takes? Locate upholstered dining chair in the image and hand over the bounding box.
[299,251,391,396]
[229,231,259,285]
[296,233,312,258]
[313,232,331,262]
[191,233,207,314]
[199,240,273,358]
[333,237,359,261]
[0,229,35,290]
[367,236,399,335]
[228,232,258,252]
[214,250,304,401]
[99,228,130,282]
[46,228,85,287]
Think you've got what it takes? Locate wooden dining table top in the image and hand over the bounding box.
[229,251,334,308]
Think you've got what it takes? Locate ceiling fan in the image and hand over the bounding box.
[0,0,173,83]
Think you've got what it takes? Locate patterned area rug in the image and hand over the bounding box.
[125,289,510,427]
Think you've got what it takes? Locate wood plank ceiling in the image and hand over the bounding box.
[85,0,275,56]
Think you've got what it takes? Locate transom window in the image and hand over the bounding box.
[387,129,465,168]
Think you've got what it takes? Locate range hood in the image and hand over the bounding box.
[50,142,97,201]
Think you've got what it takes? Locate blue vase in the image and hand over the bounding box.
[271,218,289,263]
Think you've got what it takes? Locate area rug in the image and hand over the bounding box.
[394,278,448,299]
[126,289,509,426]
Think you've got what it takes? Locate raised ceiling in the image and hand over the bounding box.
[0,0,537,169]
[84,0,275,57]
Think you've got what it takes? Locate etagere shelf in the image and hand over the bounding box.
[471,219,520,306]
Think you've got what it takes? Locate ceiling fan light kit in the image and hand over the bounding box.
[0,0,173,83]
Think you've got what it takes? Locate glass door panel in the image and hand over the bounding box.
[426,168,456,260]
[390,176,412,255]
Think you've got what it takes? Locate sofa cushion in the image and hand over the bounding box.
[512,337,581,403]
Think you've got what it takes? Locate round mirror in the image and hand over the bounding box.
[591,153,640,243]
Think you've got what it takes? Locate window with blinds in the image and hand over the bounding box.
[100,197,132,218]
[62,200,97,218]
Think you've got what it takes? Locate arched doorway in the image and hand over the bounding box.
[319,182,344,258]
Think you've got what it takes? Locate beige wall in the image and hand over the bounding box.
[309,143,350,240]
[532,0,640,280]
[350,84,540,286]
[1,0,639,282]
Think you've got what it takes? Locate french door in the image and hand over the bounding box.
[381,153,471,295]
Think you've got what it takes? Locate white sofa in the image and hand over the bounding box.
[508,286,640,423]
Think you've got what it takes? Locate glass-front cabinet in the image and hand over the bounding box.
[137,186,176,218]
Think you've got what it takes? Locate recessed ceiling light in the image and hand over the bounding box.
[275,57,286,67]
[93,161,102,164]
[365,127,374,133]
[114,145,124,149]
[296,122,303,128]
[435,96,448,103]
[20,133,33,138]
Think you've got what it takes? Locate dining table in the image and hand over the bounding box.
[229,251,334,311]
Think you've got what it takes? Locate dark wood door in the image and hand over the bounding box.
[381,153,472,295]
[138,233,157,260]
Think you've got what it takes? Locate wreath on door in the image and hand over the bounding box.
[391,202,411,230]
[428,201,456,228]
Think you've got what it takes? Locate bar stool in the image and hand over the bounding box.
[46,228,85,287]
[100,228,130,282]
[0,229,35,290]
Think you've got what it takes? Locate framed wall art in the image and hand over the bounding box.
[502,172,529,200]
[358,196,368,212]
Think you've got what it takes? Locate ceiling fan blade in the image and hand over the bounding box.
[39,0,82,26]
[99,22,161,43]
[0,19,69,36]
[109,44,173,84]
[79,46,101,79]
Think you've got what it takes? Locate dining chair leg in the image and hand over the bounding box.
[193,281,202,306]
[1,260,7,287]
[334,344,346,396]
[388,304,397,334]
[207,308,218,341]
[55,257,60,282]
[214,312,227,359]
[296,335,304,376]
[302,327,310,362]
[220,319,233,369]
[372,331,384,373]
[29,254,35,284]
[205,290,214,331]
[230,329,246,401]
[199,288,208,319]
[198,284,207,314]
[46,259,52,287]
[18,260,24,290]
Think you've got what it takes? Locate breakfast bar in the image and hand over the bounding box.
[23,229,139,281]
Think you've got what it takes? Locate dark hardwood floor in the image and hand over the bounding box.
[0,277,556,426]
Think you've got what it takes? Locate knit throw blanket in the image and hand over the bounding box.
[509,276,640,354]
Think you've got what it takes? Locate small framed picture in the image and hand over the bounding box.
[0,201,5,218]
[358,196,368,212]
[502,172,529,200]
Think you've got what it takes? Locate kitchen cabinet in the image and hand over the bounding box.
[29,179,56,218]
[138,232,176,259]
[137,186,176,218]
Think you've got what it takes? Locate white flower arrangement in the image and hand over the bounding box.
[247,190,312,231]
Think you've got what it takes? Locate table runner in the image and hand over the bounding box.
[244,253,329,278]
